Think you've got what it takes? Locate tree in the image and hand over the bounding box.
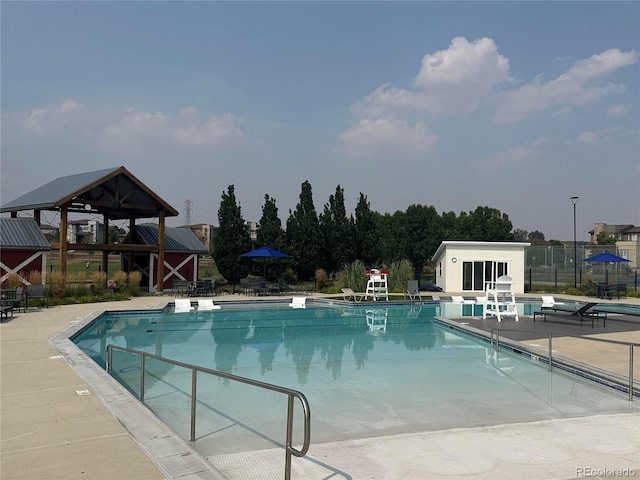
[596,232,616,245]
[512,228,529,242]
[399,204,441,278]
[465,206,514,241]
[353,193,379,265]
[257,194,285,250]
[319,185,353,273]
[529,230,545,240]
[212,185,251,286]
[256,194,287,279]
[285,181,322,280]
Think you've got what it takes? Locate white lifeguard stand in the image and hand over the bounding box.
[482,275,519,322]
[365,269,388,301]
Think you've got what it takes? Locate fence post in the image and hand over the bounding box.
[554,269,558,290]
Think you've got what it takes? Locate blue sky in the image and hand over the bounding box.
[2,1,638,242]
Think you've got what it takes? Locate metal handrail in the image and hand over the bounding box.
[490,328,639,401]
[106,344,311,480]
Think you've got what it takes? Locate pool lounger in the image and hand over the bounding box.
[533,302,606,329]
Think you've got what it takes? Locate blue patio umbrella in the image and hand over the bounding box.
[240,246,290,278]
[583,252,630,283]
[240,246,290,258]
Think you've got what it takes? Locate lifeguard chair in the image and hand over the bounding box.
[482,275,519,322]
[365,269,388,301]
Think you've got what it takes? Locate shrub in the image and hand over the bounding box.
[27,270,42,285]
[315,268,329,291]
[388,259,413,293]
[91,272,107,295]
[2,272,23,289]
[113,271,128,293]
[128,271,142,296]
[339,260,367,292]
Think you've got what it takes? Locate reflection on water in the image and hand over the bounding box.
[73,303,638,457]
[74,305,441,385]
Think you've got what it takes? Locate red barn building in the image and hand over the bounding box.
[0,217,51,286]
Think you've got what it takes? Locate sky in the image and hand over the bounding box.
[1,1,639,242]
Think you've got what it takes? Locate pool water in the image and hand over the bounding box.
[73,302,637,457]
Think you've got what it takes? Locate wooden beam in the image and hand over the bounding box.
[156,211,166,293]
[52,243,159,253]
[59,206,68,274]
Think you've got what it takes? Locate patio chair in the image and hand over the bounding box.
[197,299,221,311]
[202,279,215,296]
[289,297,306,309]
[405,280,422,302]
[276,278,290,295]
[172,279,190,297]
[341,288,363,301]
[26,284,47,309]
[174,298,194,313]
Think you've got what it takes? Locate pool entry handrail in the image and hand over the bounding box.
[106,344,311,480]
[490,328,639,402]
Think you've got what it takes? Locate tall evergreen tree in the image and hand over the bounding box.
[212,185,251,286]
[319,185,354,273]
[353,193,379,265]
[285,181,322,280]
[401,204,442,278]
[257,194,285,250]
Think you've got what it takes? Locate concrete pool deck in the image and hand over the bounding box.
[1,293,639,479]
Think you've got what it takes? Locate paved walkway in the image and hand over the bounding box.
[1,293,639,480]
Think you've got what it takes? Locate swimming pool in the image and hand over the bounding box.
[72,301,637,458]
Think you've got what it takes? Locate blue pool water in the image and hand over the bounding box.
[73,302,637,456]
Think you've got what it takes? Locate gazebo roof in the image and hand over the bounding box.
[132,225,208,253]
[1,166,178,220]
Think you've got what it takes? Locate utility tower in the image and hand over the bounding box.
[184,199,193,225]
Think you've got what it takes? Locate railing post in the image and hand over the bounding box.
[191,369,198,441]
[285,395,294,480]
[548,334,553,372]
[140,355,146,402]
[629,346,634,402]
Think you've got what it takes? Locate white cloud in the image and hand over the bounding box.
[577,126,627,145]
[495,48,638,123]
[475,143,540,170]
[23,99,85,134]
[21,100,247,157]
[353,37,512,118]
[607,103,631,117]
[336,117,437,160]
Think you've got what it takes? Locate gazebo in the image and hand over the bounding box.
[0,166,179,292]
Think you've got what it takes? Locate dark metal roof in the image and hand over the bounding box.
[134,225,208,253]
[0,217,51,250]
[0,166,179,220]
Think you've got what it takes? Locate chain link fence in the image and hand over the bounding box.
[525,245,638,292]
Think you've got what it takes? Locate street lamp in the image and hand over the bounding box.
[571,196,579,288]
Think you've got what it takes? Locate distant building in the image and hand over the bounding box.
[67,219,104,244]
[589,223,640,269]
[179,223,215,252]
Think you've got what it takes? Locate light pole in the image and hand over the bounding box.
[571,196,579,288]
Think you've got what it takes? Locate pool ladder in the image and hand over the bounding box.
[106,344,311,480]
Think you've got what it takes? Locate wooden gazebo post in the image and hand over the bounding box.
[156,211,166,293]
[59,206,68,274]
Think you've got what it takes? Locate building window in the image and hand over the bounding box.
[462,261,508,291]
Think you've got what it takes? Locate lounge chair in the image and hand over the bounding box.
[405,280,422,302]
[174,298,194,313]
[451,295,476,304]
[172,279,190,296]
[341,288,363,301]
[533,302,605,328]
[197,299,221,311]
[540,295,564,307]
[289,297,306,309]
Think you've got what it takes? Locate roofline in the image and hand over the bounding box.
[431,241,531,262]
